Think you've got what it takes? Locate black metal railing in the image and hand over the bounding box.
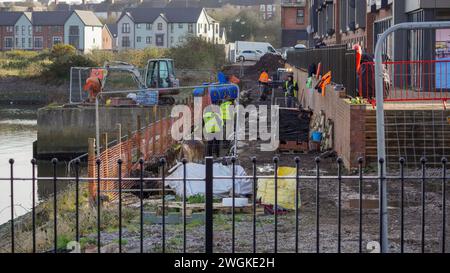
[286,45,357,96]
[1,156,448,253]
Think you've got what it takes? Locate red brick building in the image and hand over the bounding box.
[31,11,71,50]
[0,12,22,51]
[281,0,309,47]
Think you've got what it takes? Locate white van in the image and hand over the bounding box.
[234,41,279,61]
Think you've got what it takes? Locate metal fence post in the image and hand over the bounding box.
[205,157,213,253]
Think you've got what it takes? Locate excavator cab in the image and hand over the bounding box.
[145,59,178,89]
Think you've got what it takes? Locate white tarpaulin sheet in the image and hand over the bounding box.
[166,163,252,198]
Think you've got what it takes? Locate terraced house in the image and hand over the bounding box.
[0,10,104,53]
[117,7,226,50]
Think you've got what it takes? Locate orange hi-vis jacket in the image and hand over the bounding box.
[259,71,269,83]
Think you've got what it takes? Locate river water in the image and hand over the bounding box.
[0,106,38,225]
[0,106,75,225]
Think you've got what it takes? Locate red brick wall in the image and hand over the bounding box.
[287,64,368,168]
[0,26,15,51]
[282,7,309,30]
[33,25,64,50]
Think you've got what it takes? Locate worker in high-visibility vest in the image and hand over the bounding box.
[284,75,298,108]
[203,110,223,157]
[220,95,234,149]
[258,69,271,101]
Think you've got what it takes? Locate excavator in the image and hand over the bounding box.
[82,59,180,105]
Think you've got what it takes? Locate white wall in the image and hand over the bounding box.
[168,23,195,47]
[14,14,33,49]
[135,22,152,49]
[84,26,102,52]
[117,14,134,50]
[153,15,168,48]
[64,12,85,51]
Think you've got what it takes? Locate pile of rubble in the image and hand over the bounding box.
[248,53,286,75]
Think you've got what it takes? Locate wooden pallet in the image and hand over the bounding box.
[157,202,265,216]
[278,141,309,154]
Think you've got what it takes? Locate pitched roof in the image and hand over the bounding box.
[0,11,22,25]
[73,10,103,26]
[32,11,72,25]
[106,23,118,38]
[164,8,203,23]
[120,7,203,23]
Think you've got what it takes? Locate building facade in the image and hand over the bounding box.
[0,12,22,51]
[64,10,103,53]
[117,7,225,51]
[0,10,104,52]
[306,0,450,61]
[281,0,309,47]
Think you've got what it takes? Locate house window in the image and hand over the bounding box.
[22,38,25,47]
[34,26,42,32]
[170,36,174,44]
[296,9,305,25]
[156,34,164,46]
[53,36,62,45]
[122,23,130,33]
[204,24,207,33]
[158,23,163,31]
[178,23,183,29]
[28,26,32,35]
[122,36,130,48]
[198,24,201,31]
[178,37,183,43]
[4,37,13,48]
[136,24,141,29]
[15,26,19,34]
[146,36,152,44]
[28,37,32,48]
[188,24,194,34]
[215,24,218,34]
[34,37,43,49]
[69,26,80,48]
[137,36,141,43]
[22,25,25,35]
[146,23,152,30]
[15,38,18,47]
[6,26,13,33]
[170,24,174,33]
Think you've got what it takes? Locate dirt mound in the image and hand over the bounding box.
[249,54,286,75]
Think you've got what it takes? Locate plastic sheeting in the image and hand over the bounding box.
[166,163,252,198]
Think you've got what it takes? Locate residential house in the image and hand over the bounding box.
[306,0,450,61]
[117,7,225,51]
[102,24,114,50]
[32,11,71,50]
[106,23,118,50]
[64,10,103,53]
[0,12,22,51]
[281,0,309,47]
[14,12,33,50]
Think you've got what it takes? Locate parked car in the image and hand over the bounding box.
[237,50,264,62]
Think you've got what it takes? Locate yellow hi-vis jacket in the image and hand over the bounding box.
[203,111,223,134]
[284,80,298,97]
[220,101,233,121]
